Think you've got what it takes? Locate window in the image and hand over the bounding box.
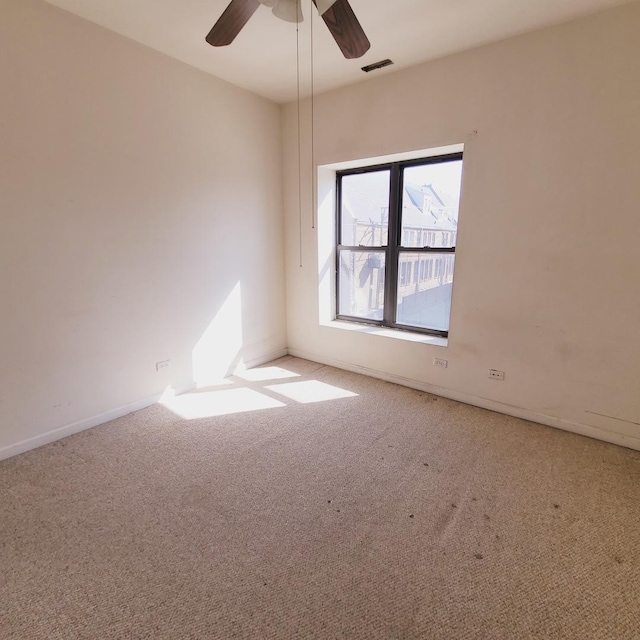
[336,153,463,337]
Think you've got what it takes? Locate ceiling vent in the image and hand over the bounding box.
[361,59,394,73]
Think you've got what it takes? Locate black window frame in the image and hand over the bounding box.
[335,152,463,338]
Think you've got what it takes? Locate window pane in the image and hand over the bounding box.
[396,253,455,331]
[401,160,462,248]
[338,250,385,321]
[341,170,390,247]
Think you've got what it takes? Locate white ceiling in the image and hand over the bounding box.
[45,0,632,103]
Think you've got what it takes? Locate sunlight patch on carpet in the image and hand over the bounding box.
[235,366,300,383]
[265,380,358,404]
[161,387,285,420]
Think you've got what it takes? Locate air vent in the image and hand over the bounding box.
[361,59,394,73]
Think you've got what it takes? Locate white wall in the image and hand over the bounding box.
[283,2,640,449]
[0,0,286,457]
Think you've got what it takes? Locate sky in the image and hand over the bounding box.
[404,160,463,203]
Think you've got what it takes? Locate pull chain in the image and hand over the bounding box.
[310,2,315,230]
[296,0,303,267]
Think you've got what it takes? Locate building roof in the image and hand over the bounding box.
[342,174,459,232]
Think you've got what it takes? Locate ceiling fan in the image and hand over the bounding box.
[206,0,371,59]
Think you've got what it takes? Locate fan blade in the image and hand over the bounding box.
[312,0,370,59]
[206,0,261,46]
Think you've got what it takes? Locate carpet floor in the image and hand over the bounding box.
[1,356,639,639]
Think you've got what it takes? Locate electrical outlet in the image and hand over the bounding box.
[434,358,448,369]
[488,369,505,380]
[156,360,170,372]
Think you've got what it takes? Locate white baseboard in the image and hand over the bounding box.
[0,381,196,462]
[0,347,290,462]
[242,348,289,370]
[288,348,640,452]
[6,345,633,461]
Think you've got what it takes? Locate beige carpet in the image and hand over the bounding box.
[1,356,639,639]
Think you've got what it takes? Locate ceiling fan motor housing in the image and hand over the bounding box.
[258,0,340,22]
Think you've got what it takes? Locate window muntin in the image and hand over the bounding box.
[336,153,463,337]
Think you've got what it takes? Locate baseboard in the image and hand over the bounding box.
[0,381,197,462]
[6,345,632,461]
[288,348,640,452]
[0,347,290,463]
[242,348,289,370]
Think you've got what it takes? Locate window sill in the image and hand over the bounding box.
[323,319,448,347]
